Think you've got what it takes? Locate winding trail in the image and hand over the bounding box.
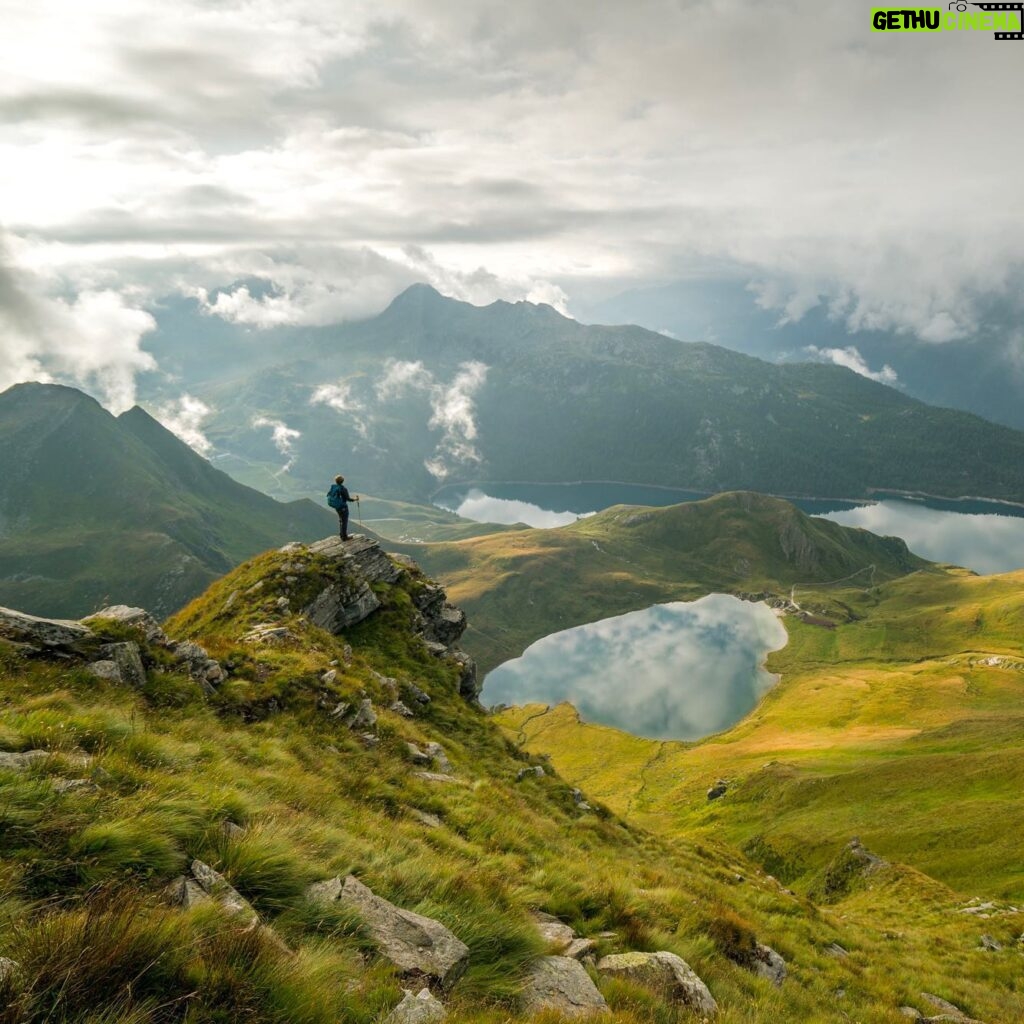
[515,705,554,746]
[789,563,877,610]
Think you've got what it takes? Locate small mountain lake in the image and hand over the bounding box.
[433,481,1024,574]
[482,595,788,740]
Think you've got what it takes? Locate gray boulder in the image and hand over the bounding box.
[303,580,381,632]
[0,606,93,649]
[424,742,452,773]
[597,951,717,1015]
[0,956,19,983]
[520,956,609,1017]
[750,943,786,986]
[346,699,377,731]
[533,912,575,950]
[707,780,728,801]
[0,749,89,771]
[424,605,467,648]
[183,860,258,923]
[517,766,546,781]
[308,875,469,991]
[383,988,447,1023]
[90,642,146,687]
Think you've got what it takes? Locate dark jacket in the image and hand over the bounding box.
[330,483,352,507]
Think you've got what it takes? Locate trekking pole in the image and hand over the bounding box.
[356,495,363,528]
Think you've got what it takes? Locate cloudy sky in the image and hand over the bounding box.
[2,0,1023,411]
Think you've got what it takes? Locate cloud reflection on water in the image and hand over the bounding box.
[822,500,1024,575]
[483,595,787,740]
[450,488,596,528]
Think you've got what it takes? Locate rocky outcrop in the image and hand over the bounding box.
[533,912,576,950]
[83,605,169,645]
[307,875,469,991]
[520,956,609,1017]
[304,579,381,632]
[597,951,717,1015]
[382,988,447,1023]
[309,535,404,585]
[0,606,93,650]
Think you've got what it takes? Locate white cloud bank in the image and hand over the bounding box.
[252,415,301,473]
[3,0,1024,404]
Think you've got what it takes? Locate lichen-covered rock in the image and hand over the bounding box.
[0,606,93,649]
[308,875,469,991]
[83,605,168,645]
[598,951,717,1014]
[0,956,20,983]
[382,988,447,1023]
[533,912,575,950]
[520,956,609,1017]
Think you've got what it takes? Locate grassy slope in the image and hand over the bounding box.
[407,491,929,673]
[6,543,1006,1024]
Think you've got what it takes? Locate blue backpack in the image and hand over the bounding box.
[326,484,346,510]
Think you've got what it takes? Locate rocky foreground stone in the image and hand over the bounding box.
[307,875,469,992]
[597,951,718,1015]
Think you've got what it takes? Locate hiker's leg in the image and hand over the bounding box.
[337,508,345,538]
[340,507,350,540]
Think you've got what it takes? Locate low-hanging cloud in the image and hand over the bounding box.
[153,394,214,455]
[252,415,301,473]
[804,345,899,386]
[309,379,369,438]
[376,358,489,479]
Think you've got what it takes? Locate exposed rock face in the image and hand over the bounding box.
[383,988,447,1024]
[0,606,93,649]
[520,956,609,1017]
[307,875,469,991]
[310,535,403,584]
[304,579,381,632]
[597,951,718,1015]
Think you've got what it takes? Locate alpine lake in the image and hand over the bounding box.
[434,481,1024,740]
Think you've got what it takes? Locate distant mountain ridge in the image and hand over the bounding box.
[0,382,333,618]
[175,285,1024,506]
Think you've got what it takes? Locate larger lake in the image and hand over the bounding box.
[434,482,1024,575]
[483,595,788,740]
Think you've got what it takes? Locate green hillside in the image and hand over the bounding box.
[1,535,1021,1022]
[404,492,930,673]
[0,383,334,618]
[187,286,1024,505]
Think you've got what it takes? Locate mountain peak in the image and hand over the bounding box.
[384,282,448,312]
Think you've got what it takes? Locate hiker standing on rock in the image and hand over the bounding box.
[327,475,359,541]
